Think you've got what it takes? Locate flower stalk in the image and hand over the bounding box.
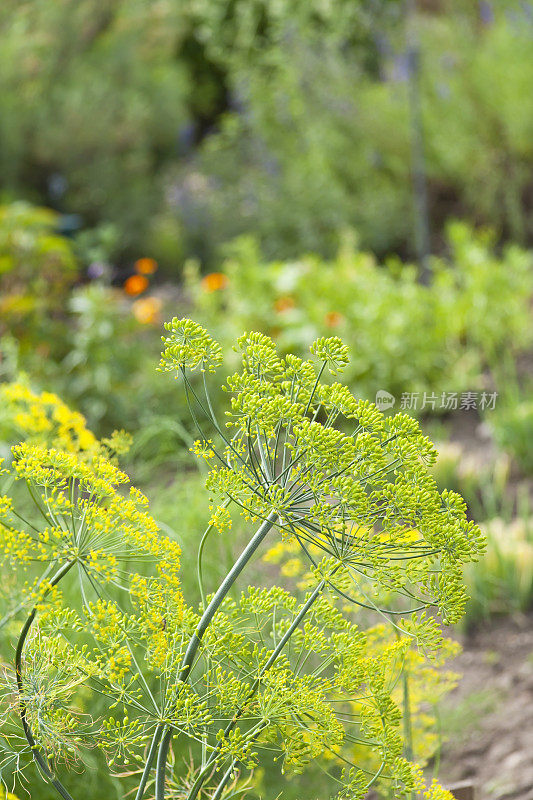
[15,559,77,800]
[154,512,278,800]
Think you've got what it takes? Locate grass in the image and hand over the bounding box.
[438,688,500,747]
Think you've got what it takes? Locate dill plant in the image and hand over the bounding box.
[0,319,484,800]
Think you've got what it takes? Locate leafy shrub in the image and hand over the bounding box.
[60,284,156,427]
[171,37,413,262]
[0,0,391,263]
[0,319,483,800]
[0,203,76,347]
[0,279,179,436]
[489,399,533,476]
[444,222,533,365]
[171,4,533,262]
[4,4,533,264]
[423,3,533,244]
[0,1,192,257]
[465,517,533,625]
[0,274,199,474]
[187,223,533,404]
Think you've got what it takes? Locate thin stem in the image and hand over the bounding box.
[15,560,77,800]
[402,662,414,800]
[198,499,232,609]
[211,763,237,800]
[303,362,326,418]
[184,576,330,800]
[154,513,278,800]
[134,723,165,800]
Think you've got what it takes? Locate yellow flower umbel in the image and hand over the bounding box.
[0,432,187,792]
[0,382,98,454]
[4,441,180,580]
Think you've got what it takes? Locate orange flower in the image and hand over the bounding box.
[134,257,158,275]
[324,311,343,328]
[201,272,229,293]
[274,296,295,313]
[124,274,149,296]
[132,296,163,325]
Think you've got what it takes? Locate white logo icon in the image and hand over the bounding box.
[375,390,396,411]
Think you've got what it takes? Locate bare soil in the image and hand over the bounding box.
[439,616,533,800]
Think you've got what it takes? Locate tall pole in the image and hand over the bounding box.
[406,0,432,284]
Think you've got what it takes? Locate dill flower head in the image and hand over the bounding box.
[2,442,182,594]
[168,319,485,624]
[0,382,98,454]
[159,317,222,374]
[0,421,186,783]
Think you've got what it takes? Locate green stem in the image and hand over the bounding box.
[134,722,165,800]
[0,563,54,629]
[185,578,328,800]
[402,667,413,762]
[15,560,76,800]
[402,664,415,800]
[197,498,232,609]
[154,513,278,800]
[211,762,237,800]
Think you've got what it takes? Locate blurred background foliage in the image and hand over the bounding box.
[1,1,533,267]
[0,0,531,626]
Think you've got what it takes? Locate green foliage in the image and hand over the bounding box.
[465,517,533,626]
[53,284,201,464]
[0,282,194,462]
[176,4,533,261]
[489,398,533,476]
[0,1,191,257]
[444,222,533,362]
[0,321,484,800]
[187,223,533,402]
[180,39,412,262]
[0,202,77,346]
[60,284,157,428]
[3,4,533,263]
[430,443,516,525]
[422,3,533,244]
[0,0,391,262]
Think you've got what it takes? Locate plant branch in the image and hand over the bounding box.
[153,512,278,800]
[15,559,77,800]
[184,576,330,800]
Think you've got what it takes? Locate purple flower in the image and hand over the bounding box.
[87,261,108,280]
[479,1,494,25]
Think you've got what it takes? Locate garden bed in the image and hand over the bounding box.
[441,616,533,800]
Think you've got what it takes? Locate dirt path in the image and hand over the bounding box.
[439,616,533,800]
